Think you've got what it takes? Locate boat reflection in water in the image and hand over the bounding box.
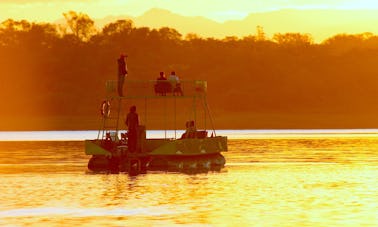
[85,79,227,175]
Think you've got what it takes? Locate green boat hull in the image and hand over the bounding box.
[85,136,227,173]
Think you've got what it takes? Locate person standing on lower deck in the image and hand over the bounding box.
[117,54,128,96]
[125,105,139,152]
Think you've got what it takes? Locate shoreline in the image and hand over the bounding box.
[0,129,378,142]
[1,113,378,131]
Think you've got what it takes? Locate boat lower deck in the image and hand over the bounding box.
[85,136,227,175]
[88,152,226,174]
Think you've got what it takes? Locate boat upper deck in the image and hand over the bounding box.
[106,80,207,98]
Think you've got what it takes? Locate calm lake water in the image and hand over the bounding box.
[0,130,377,226]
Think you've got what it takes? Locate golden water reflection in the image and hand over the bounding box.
[0,136,377,226]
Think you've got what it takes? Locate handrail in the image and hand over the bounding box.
[106,79,207,98]
[100,79,215,140]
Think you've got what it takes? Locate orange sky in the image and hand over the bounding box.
[2,0,378,43]
[2,0,378,130]
[1,0,378,22]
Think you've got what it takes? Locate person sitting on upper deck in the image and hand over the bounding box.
[168,71,183,96]
[155,71,171,96]
[157,71,166,81]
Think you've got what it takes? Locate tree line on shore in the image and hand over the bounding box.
[1,11,378,127]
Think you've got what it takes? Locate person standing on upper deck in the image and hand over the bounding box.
[117,54,128,96]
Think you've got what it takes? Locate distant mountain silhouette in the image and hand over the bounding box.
[94,8,223,38]
[91,8,378,42]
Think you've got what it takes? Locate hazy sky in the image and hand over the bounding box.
[1,0,378,22]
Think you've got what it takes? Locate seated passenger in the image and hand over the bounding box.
[120,132,128,145]
[168,71,183,96]
[188,120,196,138]
[180,121,189,139]
[181,120,196,139]
[157,71,167,81]
[155,71,172,96]
[103,132,113,150]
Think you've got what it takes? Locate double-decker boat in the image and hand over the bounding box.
[85,78,227,175]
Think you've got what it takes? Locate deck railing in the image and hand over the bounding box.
[106,80,207,98]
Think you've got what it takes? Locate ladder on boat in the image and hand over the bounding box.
[97,97,123,141]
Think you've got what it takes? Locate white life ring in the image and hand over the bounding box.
[101,100,111,118]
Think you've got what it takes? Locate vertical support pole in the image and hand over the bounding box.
[193,95,197,128]
[144,97,147,129]
[98,116,105,140]
[174,96,177,139]
[164,97,167,139]
[203,96,207,131]
[115,97,122,137]
[204,96,216,137]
